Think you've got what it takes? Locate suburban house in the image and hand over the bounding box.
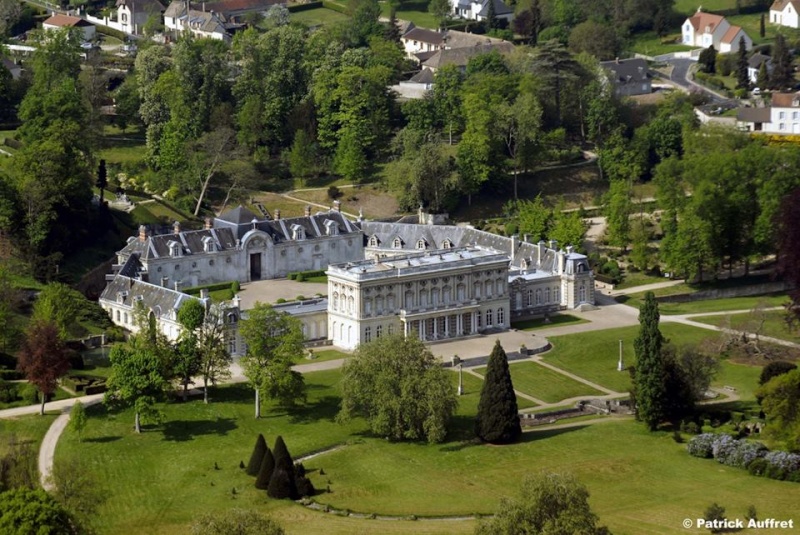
[422,41,515,72]
[100,205,595,354]
[449,0,513,23]
[748,52,772,85]
[42,14,96,41]
[164,2,231,40]
[681,9,752,52]
[84,0,165,36]
[737,91,800,133]
[599,58,652,96]
[770,0,800,29]
[401,27,446,60]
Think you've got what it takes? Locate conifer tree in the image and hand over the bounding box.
[255,447,275,490]
[736,36,750,89]
[757,61,769,90]
[770,34,793,90]
[486,0,499,31]
[246,434,267,476]
[475,340,521,444]
[760,13,766,39]
[268,436,298,499]
[633,292,667,430]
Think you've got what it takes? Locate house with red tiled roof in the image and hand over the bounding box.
[770,0,800,28]
[42,14,96,41]
[681,8,751,53]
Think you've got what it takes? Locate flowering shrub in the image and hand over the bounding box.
[764,451,800,474]
[687,433,720,458]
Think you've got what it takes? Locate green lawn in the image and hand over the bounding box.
[511,313,588,331]
[627,31,694,57]
[615,271,671,290]
[98,138,147,165]
[620,292,788,316]
[379,0,439,29]
[305,348,350,363]
[475,361,605,403]
[541,324,719,393]
[728,13,800,45]
[674,0,735,14]
[713,360,762,404]
[290,7,349,27]
[0,413,59,457]
[693,310,800,344]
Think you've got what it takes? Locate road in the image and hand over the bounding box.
[662,57,733,105]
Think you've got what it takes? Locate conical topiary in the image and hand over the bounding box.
[246,434,267,476]
[255,447,275,490]
[475,340,521,444]
[268,436,298,499]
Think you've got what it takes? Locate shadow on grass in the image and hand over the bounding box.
[161,417,237,442]
[84,436,122,444]
[520,424,590,442]
[287,395,341,425]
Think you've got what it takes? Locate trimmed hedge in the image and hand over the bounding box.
[184,281,238,295]
[288,270,326,281]
[288,1,322,12]
[96,25,127,41]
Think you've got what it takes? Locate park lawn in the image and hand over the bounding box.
[303,275,328,283]
[474,361,604,404]
[98,139,147,165]
[541,324,718,393]
[141,200,192,222]
[511,313,588,331]
[314,419,800,533]
[692,310,800,344]
[287,184,399,220]
[712,360,762,404]
[728,13,800,45]
[621,292,788,315]
[0,413,59,457]
[379,0,439,29]
[290,7,349,27]
[305,348,350,363]
[614,271,671,290]
[674,0,735,14]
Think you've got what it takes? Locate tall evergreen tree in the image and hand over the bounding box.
[475,341,521,444]
[736,36,750,89]
[760,13,766,39]
[246,434,267,476]
[770,34,794,90]
[255,447,275,490]
[486,0,499,30]
[757,61,769,89]
[267,436,298,499]
[633,292,667,430]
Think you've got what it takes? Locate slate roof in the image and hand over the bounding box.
[359,221,566,272]
[117,227,238,262]
[100,256,198,315]
[423,42,514,69]
[748,52,771,69]
[442,29,506,49]
[737,107,772,123]
[116,0,165,12]
[409,68,435,84]
[402,27,445,46]
[214,205,360,241]
[204,0,279,14]
[600,58,650,85]
[477,0,513,17]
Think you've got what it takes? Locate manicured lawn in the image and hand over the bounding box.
[379,0,439,29]
[627,31,694,57]
[314,420,800,533]
[0,413,59,457]
[541,324,718,393]
[474,361,605,403]
[305,348,350,363]
[728,13,800,45]
[620,292,788,315]
[303,275,328,283]
[98,139,147,165]
[713,360,762,404]
[142,200,191,222]
[674,0,735,14]
[693,310,800,344]
[511,313,588,331]
[615,271,671,290]
[290,7,349,27]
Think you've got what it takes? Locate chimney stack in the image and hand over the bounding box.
[523,233,530,243]
[173,221,181,235]
[537,240,545,266]
[549,239,557,251]
[138,225,148,242]
[558,250,565,274]
[204,217,212,230]
[511,234,518,264]
[274,209,281,220]
[333,200,341,212]
[304,205,312,217]
[161,276,169,287]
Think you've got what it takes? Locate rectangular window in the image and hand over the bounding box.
[497,308,504,326]
[485,309,492,326]
[364,327,371,342]
[780,123,787,131]
[388,324,394,335]
[376,325,383,338]
[780,111,786,119]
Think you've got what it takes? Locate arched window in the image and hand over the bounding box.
[441,239,453,249]
[554,287,560,303]
[474,282,482,299]
[368,235,379,247]
[497,308,504,326]
[579,284,586,303]
[420,290,429,307]
[393,237,403,249]
[332,293,339,311]
[416,239,427,250]
[348,296,354,314]
[457,284,465,301]
[526,289,533,307]
[442,286,451,304]
[405,290,414,308]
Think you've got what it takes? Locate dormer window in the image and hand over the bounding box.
[416,239,428,250]
[168,240,182,258]
[324,219,339,236]
[116,291,128,304]
[392,237,403,249]
[202,236,215,253]
[291,224,305,241]
[368,235,379,247]
[441,239,453,249]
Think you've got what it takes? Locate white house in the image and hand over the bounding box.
[682,9,751,53]
[42,14,96,41]
[449,0,513,23]
[737,91,800,133]
[401,27,446,60]
[164,1,230,40]
[770,0,800,29]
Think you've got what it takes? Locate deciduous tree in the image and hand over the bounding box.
[338,334,457,444]
[69,402,87,442]
[476,340,521,444]
[757,368,800,449]
[0,488,78,535]
[17,320,70,415]
[239,304,305,418]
